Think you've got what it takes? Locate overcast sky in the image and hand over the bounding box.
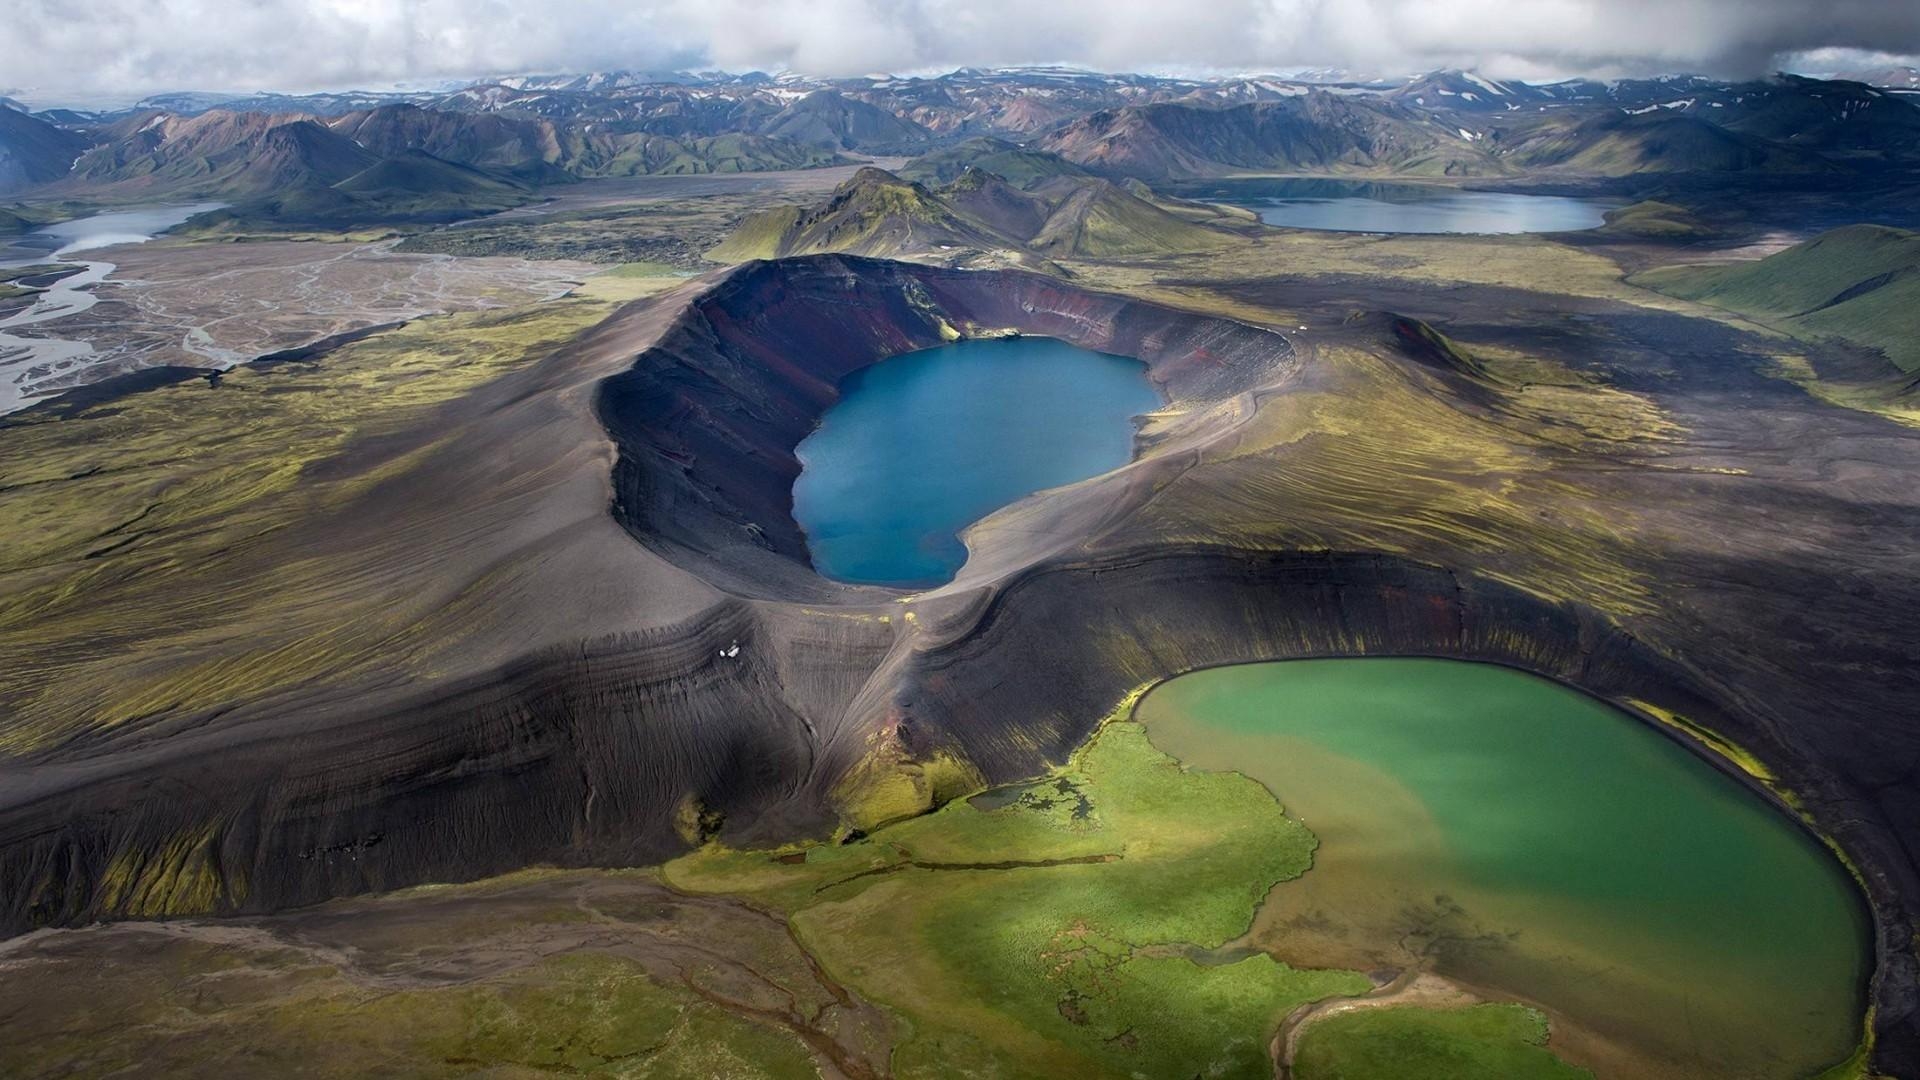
[6,0,1920,105]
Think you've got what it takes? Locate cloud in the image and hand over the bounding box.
[4,0,1919,104]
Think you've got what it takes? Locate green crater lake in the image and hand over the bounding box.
[1137,658,1870,1079]
[792,337,1158,587]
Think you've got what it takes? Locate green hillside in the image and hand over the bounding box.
[1496,112,1834,176]
[1025,176,1237,257]
[334,150,528,203]
[183,150,534,234]
[708,168,1012,261]
[900,137,1092,187]
[704,204,808,262]
[1598,200,1716,240]
[570,132,848,177]
[707,166,1243,263]
[1635,224,1920,373]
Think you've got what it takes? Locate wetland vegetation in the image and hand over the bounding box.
[666,718,1370,1078]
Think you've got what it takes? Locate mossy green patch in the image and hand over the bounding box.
[0,937,823,1079]
[1758,352,1920,429]
[670,721,1369,1077]
[1294,1004,1592,1080]
[422,952,816,1077]
[397,196,763,266]
[707,204,806,262]
[1599,200,1716,240]
[97,822,242,917]
[1118,340,1664,619]
[1811,1007,1888,1080]
[0,281,669,752]
[1026,181,1242,259]
[1634,224,1920,373]
[830,738,987,833]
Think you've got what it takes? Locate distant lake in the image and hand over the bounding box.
[9,202,224,257]
[792,337,1158,588]
[1196,179,1614,234]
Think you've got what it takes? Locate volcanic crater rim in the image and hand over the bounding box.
[593,254,1301,603]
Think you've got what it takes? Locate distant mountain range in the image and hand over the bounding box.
[2,65,1916,225]
[1828,66,1920,93]
[0,99,854,228]
[1040,93,1492,180]
[23,64,1920,124]
[1036,74,1920,180]
[0,106,88,193]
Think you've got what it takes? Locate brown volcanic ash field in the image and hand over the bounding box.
[0,252,1918,1071]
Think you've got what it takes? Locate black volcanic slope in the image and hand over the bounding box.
[1,256,1918,1072]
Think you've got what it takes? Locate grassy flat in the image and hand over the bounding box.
[1635,224,1920,373]
[669,720,1370,1078]
[0,872,843,1078]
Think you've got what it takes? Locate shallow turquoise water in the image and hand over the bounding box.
[1139,658,1871,1077]
[792,337,1157,587]
[1200,179,1612,234]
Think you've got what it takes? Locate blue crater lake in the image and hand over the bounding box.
[1198,179,1614,234]
[792,337,1159,588]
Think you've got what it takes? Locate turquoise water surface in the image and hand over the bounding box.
[792,337,1158,587]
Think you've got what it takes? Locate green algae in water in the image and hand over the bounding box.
[792,337,1159,587]
[1137,658,1870,1079]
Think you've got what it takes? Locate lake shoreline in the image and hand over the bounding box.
[1174,178,1619,234]
[1133,655,1873,1079]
